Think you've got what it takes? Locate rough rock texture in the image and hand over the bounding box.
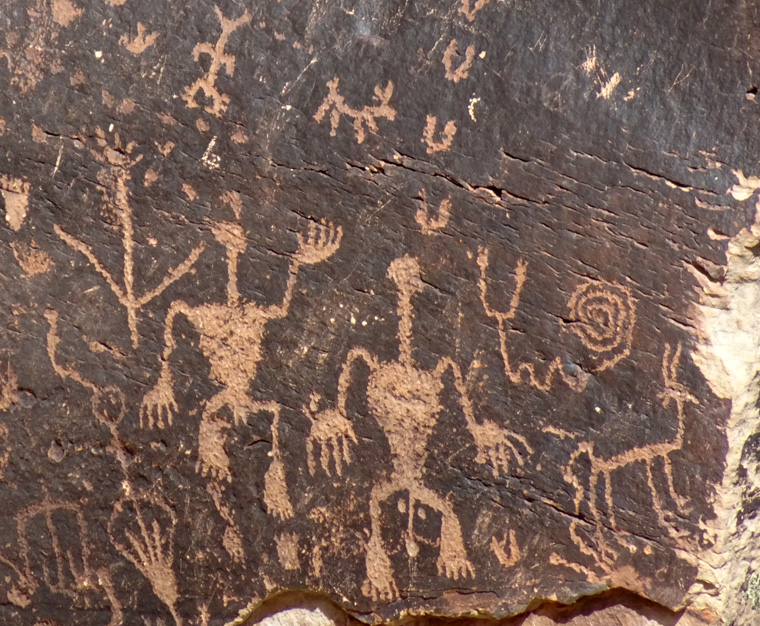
[0,0,759,624]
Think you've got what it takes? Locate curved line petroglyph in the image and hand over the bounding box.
[422,115,457,155]
[477,248,636,392]
[414,189,451,235]
[182,6,252,116]
[314,78,396,144]
[459,0,491,22]
[141,218,342,523]
[442,39,476,83]
[567,280,636,371]
[306,255,532,601]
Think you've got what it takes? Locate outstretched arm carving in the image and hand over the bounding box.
[306,347,377,477]
[266,220,343,319]
[477,246,527,323]
[140,301,194,428]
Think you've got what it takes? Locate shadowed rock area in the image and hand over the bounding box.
[0,0,759,624]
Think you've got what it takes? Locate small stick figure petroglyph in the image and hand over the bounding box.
[314,77,396,144]
[306,255,532,601]
[141,218,342,521]
[182,7,252,116]
[422,115,457,155]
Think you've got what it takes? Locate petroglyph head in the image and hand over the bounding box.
[387,255,424,294]
[211,220,246,250]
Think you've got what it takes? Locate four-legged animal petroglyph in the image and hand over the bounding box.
[477,248,636,392]
[182,7,252,116]
[314,78,396,144]
[141,219,342,521]
[55,129,204,348]
[306,255,532,601]
[563,343,698,563]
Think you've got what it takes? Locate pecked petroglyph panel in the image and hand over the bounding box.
[0,0,757,624]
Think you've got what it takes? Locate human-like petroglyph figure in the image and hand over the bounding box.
[563,343,698,563]
[55,129,205,348]
[422,115,457,155]
[477,248,636,392]
[141,219,342,520]
[314,77,396,144]
[109,493,181,626]
[182,6,252,116]
[306,255,532,601]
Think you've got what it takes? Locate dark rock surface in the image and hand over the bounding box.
[0,0,759,624]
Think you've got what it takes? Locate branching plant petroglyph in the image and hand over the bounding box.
[109,493,182,626]
[182,6,252,116]
[141,218,342,522]
[477,248,636,392]
[415,189,451,235]
[422,115,457,155]
[306,255,532,601]
[442,39,476,83]
[55,129,205,348]
[562,343,698,563]
[314,78,396,144]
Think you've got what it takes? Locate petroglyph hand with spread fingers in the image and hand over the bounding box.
[141,216,342,522]
[308,255,531,601]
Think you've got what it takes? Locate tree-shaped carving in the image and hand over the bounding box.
[55,129,205,348]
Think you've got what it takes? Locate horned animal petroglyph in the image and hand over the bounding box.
[306,255,532,601]
[141,218,342,521]
[563,343,698,562]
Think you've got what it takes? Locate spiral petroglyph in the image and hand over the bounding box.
[566,281,636,371]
